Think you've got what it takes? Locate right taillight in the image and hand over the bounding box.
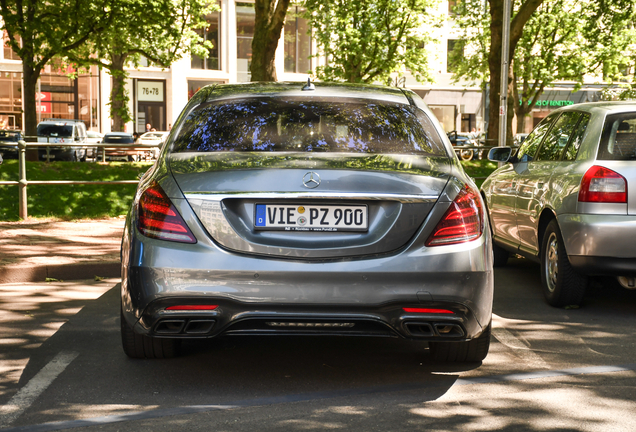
[137,181,197,243]
[578,165,627,203]
[426,185,484,246]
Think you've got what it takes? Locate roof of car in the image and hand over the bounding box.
[558,101,636,114]
[104,132,133,137]
[199,82,412,105]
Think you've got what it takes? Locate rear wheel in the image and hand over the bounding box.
[121,309,180,359]
[429,324,491,362]
[540,220,587,307]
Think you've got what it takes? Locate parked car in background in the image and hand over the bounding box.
[36,119,88,161]
[85,130,104,160]
[137,131,169,158]
[120,82,494,362]
[447,130,480,161]
[0,130,23,159]
[482,102,636,307]
[101,132,137,161]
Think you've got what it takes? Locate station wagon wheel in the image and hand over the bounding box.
[540,220,587,307]
[121,308,180,359]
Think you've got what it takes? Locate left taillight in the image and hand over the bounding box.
[426,184,484,247]
[137,181,197,243]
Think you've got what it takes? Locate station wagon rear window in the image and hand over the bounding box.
[171,97,446,155]
[37,124,73,138]
[598,113,636,160]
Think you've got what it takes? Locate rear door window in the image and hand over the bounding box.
[598,113,636,160]
[536,112,582,161]
[563,113,590,161]
[516,114,556,162]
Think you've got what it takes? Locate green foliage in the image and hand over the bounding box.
[303,0,442,84]
[0,0,113,134]
[68,0,218,127]
[0,160,153,221]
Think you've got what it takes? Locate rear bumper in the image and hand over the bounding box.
[121,215,494,341]
[559,213,636,275]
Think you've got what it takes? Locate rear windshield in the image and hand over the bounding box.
[598,113,636,160]
[171,97,446,155]
[37,124,73,138]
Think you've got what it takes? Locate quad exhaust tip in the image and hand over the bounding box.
[618,276,636,290]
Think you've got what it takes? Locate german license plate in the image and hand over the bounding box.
[255,204,368,232]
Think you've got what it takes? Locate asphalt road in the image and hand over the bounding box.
[2,257,636,431]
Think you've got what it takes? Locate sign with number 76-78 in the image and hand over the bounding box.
[137,81,164,102]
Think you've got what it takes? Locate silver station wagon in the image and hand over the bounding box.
[120,82,494,361]
[483,102,636,307]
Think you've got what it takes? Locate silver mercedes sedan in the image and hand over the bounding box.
[483,102,636,307]
[120,82,493,361]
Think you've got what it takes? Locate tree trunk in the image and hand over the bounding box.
[250,0,291,82]
[109,54,130,132]
[486,0,503,146]
[22,63,41,161]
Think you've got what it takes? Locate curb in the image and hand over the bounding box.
[0,261,120,284]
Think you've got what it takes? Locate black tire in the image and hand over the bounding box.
[492,242,510,267]
[121,309,180,359]
[540,220,587,307]
[429,324,491,362]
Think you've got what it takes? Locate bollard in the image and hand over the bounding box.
[18,140,27,219]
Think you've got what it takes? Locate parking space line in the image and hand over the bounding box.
[492,314,549,368]
[0,351,79,428]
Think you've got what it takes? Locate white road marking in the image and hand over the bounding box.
[0,351,79,428]
[492,314,549,368]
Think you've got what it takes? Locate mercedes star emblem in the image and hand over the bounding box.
[302,172,321,189]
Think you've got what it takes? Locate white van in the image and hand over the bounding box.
[36,119,88,161]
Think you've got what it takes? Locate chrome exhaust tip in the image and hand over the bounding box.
[618,276,636,290]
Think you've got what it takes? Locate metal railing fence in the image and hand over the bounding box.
[1,140,497,220]
[0,139,160,219]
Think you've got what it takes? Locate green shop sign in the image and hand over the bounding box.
[520,100,575,107]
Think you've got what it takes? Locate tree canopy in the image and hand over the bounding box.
[0,0,113,137]
[303,0,441,84]
[451,0,636,142]
[68,0,216,131]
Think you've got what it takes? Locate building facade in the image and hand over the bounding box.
[0,1,611,136]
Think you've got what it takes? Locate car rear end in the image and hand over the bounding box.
[560,105,636,286]
[121,83,493,360]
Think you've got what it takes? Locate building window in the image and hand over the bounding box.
[284,7,311,74]
[3,31,20,60]
[236,2,255,82]
[191,11,221,70]
[0,72,23,130]
[447,39,463,73]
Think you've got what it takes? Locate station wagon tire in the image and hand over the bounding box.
[121,309,180,359]
[540,220,587,307]
[429,324,491,362]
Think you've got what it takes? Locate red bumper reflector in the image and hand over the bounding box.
[403,307,455,314]
[166,305,218,311]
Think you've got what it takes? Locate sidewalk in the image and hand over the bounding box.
[0,217,125,284]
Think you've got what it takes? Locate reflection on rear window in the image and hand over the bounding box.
[172,97,446,155]
[599,114,636,160]
[37,125,73,138]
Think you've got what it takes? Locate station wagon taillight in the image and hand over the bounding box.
[578,165,627,203]
[426,185,484,246]
[137,181,197,243]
